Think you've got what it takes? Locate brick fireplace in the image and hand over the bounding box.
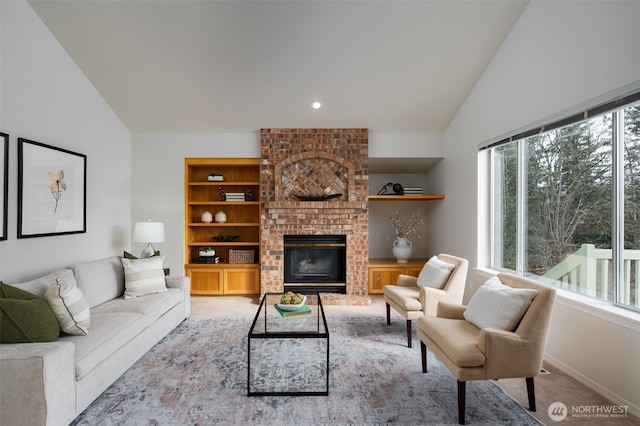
[260,128,370,305]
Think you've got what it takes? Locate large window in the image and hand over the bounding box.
[489,95,640,311]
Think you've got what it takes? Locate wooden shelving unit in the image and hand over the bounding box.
[368,194,445,201]
[184,158,261,295]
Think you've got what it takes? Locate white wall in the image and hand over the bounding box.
[434,1,640,416]
[130,133,260,275]
[0,0,131,282]
[369,132,443,158]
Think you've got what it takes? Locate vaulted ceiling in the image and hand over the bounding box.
[28,0,528,133]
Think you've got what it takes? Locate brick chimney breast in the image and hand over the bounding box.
[260,128,370,305]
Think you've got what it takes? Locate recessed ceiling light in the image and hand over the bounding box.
[311,101,322,109]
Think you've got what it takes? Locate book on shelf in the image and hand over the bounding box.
[224,192,246,201]
[274,304,312,317]
[195,255,220,264]
[403,187,423,194]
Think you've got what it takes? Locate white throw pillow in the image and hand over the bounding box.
[416,256,456,289]
[464,276,538,331]
[121,256,167,299]
[44,270,90,336]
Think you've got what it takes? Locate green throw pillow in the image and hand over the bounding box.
[123,250,160,259]
[0,282,60,343]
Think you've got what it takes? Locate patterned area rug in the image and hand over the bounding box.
[72,316,542,425]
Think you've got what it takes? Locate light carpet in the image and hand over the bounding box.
[71,316,542,425]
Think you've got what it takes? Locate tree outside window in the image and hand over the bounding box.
[490,102,640,311]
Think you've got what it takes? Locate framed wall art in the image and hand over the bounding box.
[18,138,86,238]
[1,132,8,240]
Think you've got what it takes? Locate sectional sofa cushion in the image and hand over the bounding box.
[92,288,183,327]
[68,257,125,308]
[0,282,60,343]
[60,311,144,380]
[6,269,68,298]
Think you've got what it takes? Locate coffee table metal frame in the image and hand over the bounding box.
[247,293,329,396]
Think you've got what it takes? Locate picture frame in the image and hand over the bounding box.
[1,132,8,241]
[18,138,86,238]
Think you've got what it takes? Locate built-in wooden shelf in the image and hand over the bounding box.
[184,158,261,295]
[368,258,426,294]
[367,194,444,201]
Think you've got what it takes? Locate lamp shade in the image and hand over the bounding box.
[133,222,165,243]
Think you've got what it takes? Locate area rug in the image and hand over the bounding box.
[71,315,542,425]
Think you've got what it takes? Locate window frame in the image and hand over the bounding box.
[482,84,640,313]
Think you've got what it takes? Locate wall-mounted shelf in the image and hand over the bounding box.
[367,194,444,201]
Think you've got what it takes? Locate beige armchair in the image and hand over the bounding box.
[417,272,556,425]
[383,253,468,347]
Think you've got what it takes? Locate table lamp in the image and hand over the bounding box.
[133,221,165,258]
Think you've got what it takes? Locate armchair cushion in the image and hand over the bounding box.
[464,276,537,331]
[418,316,485,367]
[383,285,422,311]
[416,256,455,289]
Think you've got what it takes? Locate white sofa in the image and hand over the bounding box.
[0,256,190,425]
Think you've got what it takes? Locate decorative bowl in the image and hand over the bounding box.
[294,193,342,201]
[276,295,307,311]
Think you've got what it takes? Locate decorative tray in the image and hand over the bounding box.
[294,193,342,201]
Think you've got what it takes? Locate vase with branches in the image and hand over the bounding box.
[389,210,423,263]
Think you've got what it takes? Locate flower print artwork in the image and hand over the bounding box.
[48,170,66,213]
[18,138,86,238]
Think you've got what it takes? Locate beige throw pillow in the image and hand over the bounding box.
[416,256,455,289]
[463,276,538,331]
[121,256,167,299]
[44,270,90,336]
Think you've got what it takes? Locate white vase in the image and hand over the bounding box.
[201,211,213,223]
[392,238,413,263]
[215,211,227,223]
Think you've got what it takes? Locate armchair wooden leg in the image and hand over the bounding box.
[457,380,466,425]
[421,342,427,373]
[406,319,412,348]
[386,303,391,325]
[526,377,536,411]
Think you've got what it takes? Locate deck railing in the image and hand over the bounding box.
[542,243,640,304]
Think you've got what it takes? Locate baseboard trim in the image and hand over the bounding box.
[544,355,640,419]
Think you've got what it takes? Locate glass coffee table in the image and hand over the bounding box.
[247,293,329,396]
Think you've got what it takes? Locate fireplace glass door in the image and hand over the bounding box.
[283,235,346,294]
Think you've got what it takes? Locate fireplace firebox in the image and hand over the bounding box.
[283,234,347,294]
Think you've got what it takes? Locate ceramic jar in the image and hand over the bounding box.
[215,211,227,223]
[201,211,213,223]
[392,238,413,263]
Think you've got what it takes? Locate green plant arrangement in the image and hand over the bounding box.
[208,172,224,182]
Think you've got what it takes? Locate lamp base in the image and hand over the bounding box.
[140,243,157,258]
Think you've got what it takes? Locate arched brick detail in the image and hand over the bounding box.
[275,152,355,201]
